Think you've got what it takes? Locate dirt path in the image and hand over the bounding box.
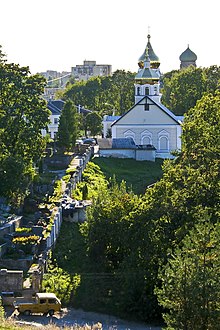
[6,307,162,330]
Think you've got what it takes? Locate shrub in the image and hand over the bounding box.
[15,227,32,234]
[12,235,40,245]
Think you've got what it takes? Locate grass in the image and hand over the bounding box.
[0,319,99,330]
[91,157,163,195]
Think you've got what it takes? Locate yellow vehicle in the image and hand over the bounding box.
[14,293,61,316]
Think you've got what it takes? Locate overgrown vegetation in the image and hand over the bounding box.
[44,91,220,327]
[92,157,163,195]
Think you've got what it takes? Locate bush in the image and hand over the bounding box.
[15,227,32,234]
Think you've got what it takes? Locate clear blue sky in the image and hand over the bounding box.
[1,0,219,74]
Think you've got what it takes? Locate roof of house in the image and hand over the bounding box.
[47,100,92,116]
[111,96,183,127]
[80,107,92,115]
[47,100,64,115]
[103,115,121,122]
[112,137,136,149]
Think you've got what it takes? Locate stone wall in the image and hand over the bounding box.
[0,216,22,239]
[0,268,23,292]
[0,257,34,272]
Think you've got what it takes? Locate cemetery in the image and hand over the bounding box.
[0,144,94,300]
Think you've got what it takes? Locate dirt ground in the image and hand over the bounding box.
[5,306,162,330]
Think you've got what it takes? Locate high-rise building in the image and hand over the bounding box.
[71,60,112,81]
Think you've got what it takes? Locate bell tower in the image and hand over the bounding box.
[135,36,161,104]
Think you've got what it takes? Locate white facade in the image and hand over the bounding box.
[111,96,182,159]
[41,113,60,139]
[102,115,121,137]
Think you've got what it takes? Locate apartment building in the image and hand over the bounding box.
[71,60,112,81]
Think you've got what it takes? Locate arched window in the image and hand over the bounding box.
[158,130,169,151]
[142,136,151,145]
[137,87,141,95]
[159,136,168,150]
[141,129,152,145]
[145,87,149,95]
[124,129,135,143]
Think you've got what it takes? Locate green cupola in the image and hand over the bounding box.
[179,45,197,68]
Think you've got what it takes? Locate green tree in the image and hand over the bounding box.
[84,111,102,137]
[63,70,135,115]
[84,177,138,270]
[156,211,220,330]
[161,65,220,116]
[162,66,205,115]
[203,65,220,94]
[111,70,135,115]
[57,100,79,150]
[0,50,50,204]
[119,91,220,321]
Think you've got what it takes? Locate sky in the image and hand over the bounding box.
[1,0,219,75]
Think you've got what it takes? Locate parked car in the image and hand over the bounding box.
[14,292,62,316]
[83,138,96,145]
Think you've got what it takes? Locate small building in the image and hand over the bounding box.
[99,138,157,162]
[42,100,65,139]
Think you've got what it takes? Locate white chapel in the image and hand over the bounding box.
[101,35,183,160]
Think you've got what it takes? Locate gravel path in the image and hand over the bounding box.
[6,307,162,330]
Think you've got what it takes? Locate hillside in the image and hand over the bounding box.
[42,158,165,323]
[91,157,163,195]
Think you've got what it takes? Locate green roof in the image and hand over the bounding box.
[135,67,160,80]
[179,46,197,62]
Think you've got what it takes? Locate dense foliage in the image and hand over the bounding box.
[161,65,220,115]
[156,211,220,329]
[0,48,50,204]
[57,99,78,150]
[63,70,135,115]
[83,111,103,137]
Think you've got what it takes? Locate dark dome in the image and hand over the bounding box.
[179,46,197,62]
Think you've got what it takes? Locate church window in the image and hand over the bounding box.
[142,136,151,145]
[124,130,135,142]
[141,129,152,145]
[137,87,141,95]
[159,136,169,150]
[158,130,169,151]
[145,87,149,95]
